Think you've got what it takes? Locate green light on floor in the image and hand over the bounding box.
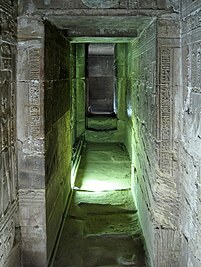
[74,177,130,192]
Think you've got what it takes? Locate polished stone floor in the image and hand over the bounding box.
[53,142,146,267]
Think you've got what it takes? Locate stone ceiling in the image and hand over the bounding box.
[47,15,153,37]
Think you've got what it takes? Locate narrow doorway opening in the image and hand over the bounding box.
[86,43,116,116]
[52,39,147,267]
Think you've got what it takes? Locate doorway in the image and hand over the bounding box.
[86,43,116,115]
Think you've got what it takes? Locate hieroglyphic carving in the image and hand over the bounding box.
[0,203,17,266]
[29,106,41,137]
[191,44,196,88]
[1,42,12,70]
[186,45,191,87]
[128,0,139,9]
[185,42,201,90]
[0,11,16,42]
[158,19,180,39]
[81,0,119,8]
[0,138,17,264]
[0,6,17,267]
[0,99,16,215]
[29,49,40,80]
[159,48,172,174]
[0,71,11,150]
[29,83,40,105]
[197,50,201,87]
[183,9,201,33]
[28,49,41,138]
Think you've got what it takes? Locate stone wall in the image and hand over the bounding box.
[125,17,181,266]
[44,22,72,263]
[17,15,47,267]
[17,14,72,266]
[14,0,189,266]
[179,1,201,266]
[18,0,171,11]
[124,21,157,266]
[0,1,20,266]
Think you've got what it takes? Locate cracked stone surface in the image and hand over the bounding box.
[53,142,146,267]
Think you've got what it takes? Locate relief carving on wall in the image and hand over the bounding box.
[81,0,119,8]
[0,8,17,265]
[191,45,197,88]
[185,42,201,92]
[79,0,138,9]
[0,214,16,266]
[197,49,201,88]
[185,45,191,87]
[128,0,138,9]
[42,0,140,9]
[183,9,201,33]
[28,49,41,139]
[159,48,173,175]
[0,74,16,217]
[0,11,16,42]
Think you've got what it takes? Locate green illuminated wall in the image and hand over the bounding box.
[124,18,181,267]
[124,21,157,266]
[44,22,72,262]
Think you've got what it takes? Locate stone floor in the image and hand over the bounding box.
[53,142,146,267]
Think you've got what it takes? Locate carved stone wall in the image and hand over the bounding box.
[0,1,19,266]
[125,21,157,266]
[181,0,201,17]
[44,21,72,263]
[179,2,201,266]
[18,0,169,11]
[125,17,181,266]
[155,17,181,266]
[17,16,47,266]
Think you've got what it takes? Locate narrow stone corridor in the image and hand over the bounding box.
[53,142,146,267]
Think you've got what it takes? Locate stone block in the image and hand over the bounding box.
[19,189,46,226]
[21,226,47,267]
[17,17,44,40]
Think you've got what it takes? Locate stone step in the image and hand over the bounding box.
[87,116,118,131]
[54,233,145,267]
[72,189,136,209]
[71,203,137,215]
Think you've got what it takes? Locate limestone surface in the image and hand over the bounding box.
[53,142,146,267]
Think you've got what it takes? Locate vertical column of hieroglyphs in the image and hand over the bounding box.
[159,47,173,175]
[29,49,41,140]
[0,1,18,265]
[154,18,181,267]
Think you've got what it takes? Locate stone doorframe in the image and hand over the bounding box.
[17,13,181,266]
